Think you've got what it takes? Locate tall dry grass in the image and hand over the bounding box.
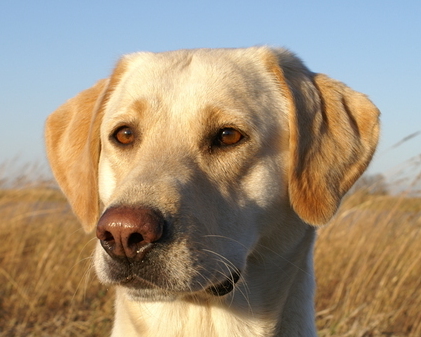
[0,184,114,336]
[315,191,421,336]
[0,172,420,336]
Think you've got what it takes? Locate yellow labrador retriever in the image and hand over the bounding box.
[45,47,380,337]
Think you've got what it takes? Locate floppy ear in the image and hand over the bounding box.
[267,49,380,225]
[45,79,109,232]
[289,73,380,225]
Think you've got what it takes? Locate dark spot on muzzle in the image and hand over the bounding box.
[206,271,241,296]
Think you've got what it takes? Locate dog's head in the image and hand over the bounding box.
[45,47,379,300]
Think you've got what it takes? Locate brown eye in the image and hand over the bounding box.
[113,126,135,145]
[217,128,243,146]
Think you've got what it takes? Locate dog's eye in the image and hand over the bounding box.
[113,126,135,145]
[216,128,243,146]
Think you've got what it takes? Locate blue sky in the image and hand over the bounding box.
[1,1,420,182]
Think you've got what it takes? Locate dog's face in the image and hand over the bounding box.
[95,49,290,299]
[45,47,380,301]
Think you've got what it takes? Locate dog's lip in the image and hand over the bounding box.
[206,271,241,296]
[116,271,241,296]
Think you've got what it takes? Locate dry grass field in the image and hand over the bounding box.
[1,173,420,336]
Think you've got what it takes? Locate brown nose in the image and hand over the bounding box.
[96,206,164,261]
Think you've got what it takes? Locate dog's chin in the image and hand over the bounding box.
[118,272,241,302]
[125,288,180,302]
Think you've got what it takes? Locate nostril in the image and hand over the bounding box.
[103,231,115,242]
[128,232,144,246]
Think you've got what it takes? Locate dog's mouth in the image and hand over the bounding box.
[121,271,241,297]
[206,271,241,296]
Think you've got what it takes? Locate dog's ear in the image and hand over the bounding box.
[45,79,109,232]
[289,74,380,225]
[266,49,380,225]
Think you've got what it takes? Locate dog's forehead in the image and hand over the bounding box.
[105,48,281,120]
[121,48,268,84]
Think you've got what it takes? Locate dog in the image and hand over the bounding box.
[45,46,380,337]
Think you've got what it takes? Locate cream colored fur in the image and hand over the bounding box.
[45,46,380,337]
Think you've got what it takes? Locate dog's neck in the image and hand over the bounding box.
[111,224,317,337]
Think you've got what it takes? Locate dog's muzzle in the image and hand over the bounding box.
[96,206,241,296]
